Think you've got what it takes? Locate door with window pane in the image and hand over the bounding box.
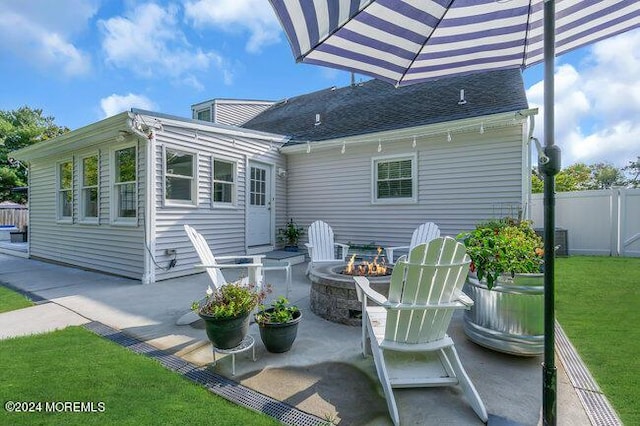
[247,162,272,247]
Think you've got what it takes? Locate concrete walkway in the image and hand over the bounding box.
[0,253,596,425]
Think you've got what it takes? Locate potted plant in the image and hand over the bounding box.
[457,218,545,356]
[277,219,305,251]
[254,296,302,353]
[192,283,268,350]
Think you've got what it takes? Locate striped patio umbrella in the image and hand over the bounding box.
[268,1,640,424]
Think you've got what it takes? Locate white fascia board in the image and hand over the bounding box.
[280,108,538,154]
[11,112,132,161]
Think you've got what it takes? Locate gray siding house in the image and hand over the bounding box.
[13,69,535,282]
[242,69,536,249]
[13,111,287,283]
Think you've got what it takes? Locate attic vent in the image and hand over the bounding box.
[315,113,321,126]
[458,89,467,105]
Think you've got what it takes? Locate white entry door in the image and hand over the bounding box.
[247,162,272,247]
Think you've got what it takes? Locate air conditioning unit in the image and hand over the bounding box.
[535,227,568,256]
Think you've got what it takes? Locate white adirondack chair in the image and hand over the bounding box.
[385,221,440,264]
[304,220,349,275]
[177,224,264,325]
[354,237,488,425]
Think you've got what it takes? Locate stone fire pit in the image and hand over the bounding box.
[308,262,392,326]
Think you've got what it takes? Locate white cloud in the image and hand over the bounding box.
[526,28,640,168]
[0,0,97,76]
[100,93,157,118]
[99,2,231,87]
[184,0,281,53]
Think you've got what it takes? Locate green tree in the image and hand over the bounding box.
[0,107,69,202]
[622,157,639,188]
[589,162,625,189]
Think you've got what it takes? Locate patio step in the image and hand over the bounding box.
[264,250,306,265]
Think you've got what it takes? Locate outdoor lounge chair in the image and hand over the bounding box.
[354,237,488,425]
[385,221,440,264]
[177,224,264,325]
[305,220,349,275]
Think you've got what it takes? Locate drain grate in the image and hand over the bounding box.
[555,321,622,426]
[84,321,327,426]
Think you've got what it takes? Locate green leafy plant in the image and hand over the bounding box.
[457,218,544,289]
[255,296,300,324]
[277,218,305,247]
[192,282,270,319]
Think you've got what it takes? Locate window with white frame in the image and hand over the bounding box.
[80,154,99,221]
[164,148,197,205]
[57,160,73,221]
[196,108,211,122]
[212,158,236,205]
[113,146,137,221]
[373,155,417,203]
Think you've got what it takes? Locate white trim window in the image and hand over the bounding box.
[80,153,99,223]
[164,147,197,206]
[372,154,417,204]
[196,108,211,122]
[212,158,236,206]
[112,145,137,223]
[57,160,73,222]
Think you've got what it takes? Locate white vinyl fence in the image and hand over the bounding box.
[530,188,640,257]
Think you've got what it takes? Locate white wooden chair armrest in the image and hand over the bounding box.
[384,300,470,310]
[335,243,350,260]
[195,263,263,269]
[353,276,387,305]
[214,255,265,263]
[457,292,474,308]
[385,245,409,264]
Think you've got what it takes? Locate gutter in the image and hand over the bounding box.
[280,108,538,154]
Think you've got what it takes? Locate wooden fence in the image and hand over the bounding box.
[0,209,28,230]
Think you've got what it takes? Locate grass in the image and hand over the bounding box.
[0,327,280,426]
[0,285,33,313]
[556,256,640,425]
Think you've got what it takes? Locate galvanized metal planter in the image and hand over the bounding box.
[463,273,544,356]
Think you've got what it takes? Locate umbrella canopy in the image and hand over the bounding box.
[271,0,640,86]
[269,1,640,424]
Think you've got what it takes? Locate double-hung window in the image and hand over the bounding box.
[80,154,99,222]
[57,160,73,222]
[164,148,197,206]
[212,158,236,206]
[113,146,137,223]
[372,154,417,204]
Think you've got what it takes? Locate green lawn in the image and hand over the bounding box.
[0,327,279,425]
[556,256,640,425]
[0,285,33,313]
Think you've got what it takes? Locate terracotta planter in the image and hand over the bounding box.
[463,273,544,356]
[198,311,250,349]
[256,309,302,353]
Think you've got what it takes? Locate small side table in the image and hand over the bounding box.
[211,335,256,376]
[262,259,292,298]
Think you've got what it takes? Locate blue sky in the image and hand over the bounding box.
[1,0,639,168]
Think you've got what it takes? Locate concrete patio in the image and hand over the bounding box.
[0,253,596,425]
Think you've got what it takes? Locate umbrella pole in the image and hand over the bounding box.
[542,1,560,425]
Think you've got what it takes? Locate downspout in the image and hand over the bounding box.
[128,113,157,284]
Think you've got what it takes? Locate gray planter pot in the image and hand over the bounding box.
[463,273,544,356]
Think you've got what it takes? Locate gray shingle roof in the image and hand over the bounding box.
[242,69,528,145]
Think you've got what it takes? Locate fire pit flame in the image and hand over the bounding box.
[343,247,389,276]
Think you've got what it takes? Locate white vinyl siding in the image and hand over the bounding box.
[27,137,145,280]
[112,144,138,224]
[57,160,73,223]
[80,153,99,223]
[372,154,417,204]
[164,147,197,207]
[212,158,236,206]
[285,125,526,250]
[151,121,286,281]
